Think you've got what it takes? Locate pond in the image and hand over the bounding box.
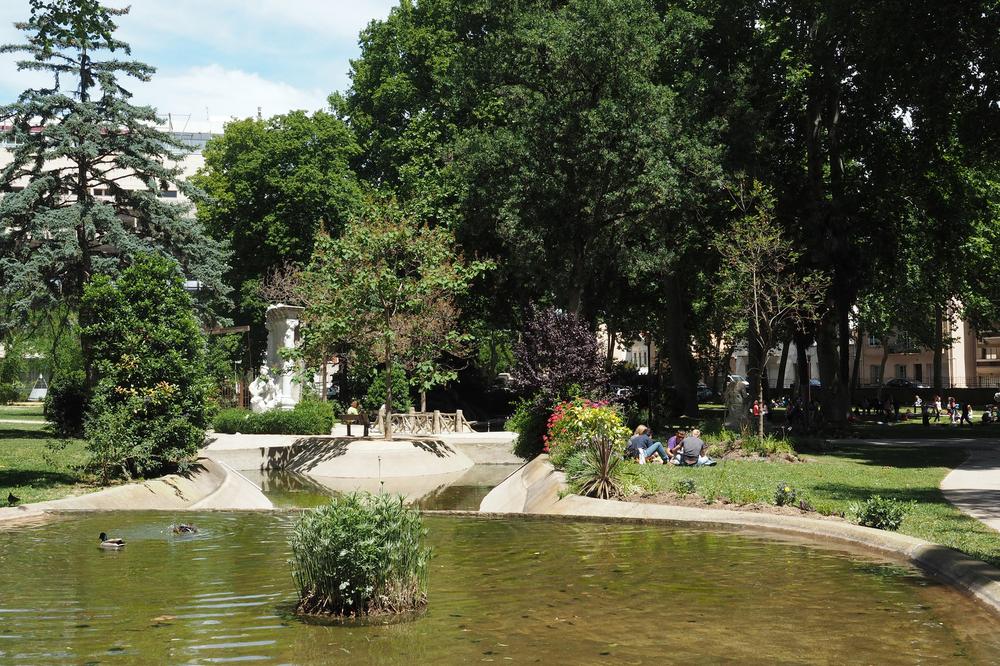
[1,511,998,664]
[239,464,523,510]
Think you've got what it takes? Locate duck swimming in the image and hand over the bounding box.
[98,532,125,549]
[172,524,198,535]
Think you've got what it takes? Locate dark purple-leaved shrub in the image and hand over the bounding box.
[511,306,607,401]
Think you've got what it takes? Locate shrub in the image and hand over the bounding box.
[566,436,638,500]
[511,305,607,402]
[773,482,797,507]
[506,397,550,459]
[363,363,412,412]
[44,370,89,438]
[674,478,696,496]
[0,351,23,405]
[81,254,211,480]
[544,398,630,468]
[290,492,430,617]
[213,400,336,435]
[848,496,911,531]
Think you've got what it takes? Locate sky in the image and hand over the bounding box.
[0,0,398,133]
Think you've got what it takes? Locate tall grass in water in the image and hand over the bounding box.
[290,492,430,617]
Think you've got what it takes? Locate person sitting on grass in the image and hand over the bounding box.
[676,429,716,467]
[666,429,687,460]
[626,425,670,464]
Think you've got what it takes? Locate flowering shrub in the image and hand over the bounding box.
[544,398,630,468]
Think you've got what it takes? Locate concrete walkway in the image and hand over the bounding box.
[0,418,46,425]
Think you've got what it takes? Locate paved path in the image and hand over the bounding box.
[0,418,46,425]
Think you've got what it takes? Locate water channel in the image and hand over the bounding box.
[2,511,999,663]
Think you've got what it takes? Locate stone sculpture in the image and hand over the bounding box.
[249,366,280,413]
[723,379,750,430]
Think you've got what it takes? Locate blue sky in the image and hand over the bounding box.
[0,1,398,132]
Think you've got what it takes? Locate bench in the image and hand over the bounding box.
[342,412,370,437]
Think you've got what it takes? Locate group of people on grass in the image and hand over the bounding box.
[854,393,999,424]
[625,426,716,467]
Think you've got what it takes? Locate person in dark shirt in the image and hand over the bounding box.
[626,425,669,463]
[677,429,716,466]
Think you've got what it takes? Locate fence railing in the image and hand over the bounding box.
[377,409,473,435]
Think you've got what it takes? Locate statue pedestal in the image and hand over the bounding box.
[265,304,305,410]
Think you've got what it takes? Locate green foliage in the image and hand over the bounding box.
[674,478,696,496]
[213,401,336,436]
[363,364,411,413]
[702,428,794,458]
[505,398,550,459]
[193,110,362,323]
[566,436,638,500]
[773,482,797,507]
[44,370,88,438]
[0,0,228,324]
[300,198,488,438]
[81,254,210,481]
[544,398,630,469]
[848,496,912,532]
[0,351,22,404]
[290,492,430,617]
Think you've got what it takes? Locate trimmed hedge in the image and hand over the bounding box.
[213,400,337,435]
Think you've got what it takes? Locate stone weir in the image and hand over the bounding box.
[202,433,476,478]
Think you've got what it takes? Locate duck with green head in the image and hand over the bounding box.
[98,533,125,549]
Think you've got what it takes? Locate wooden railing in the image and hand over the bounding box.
[377,409,473,435]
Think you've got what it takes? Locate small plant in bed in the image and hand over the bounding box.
[565,436,639,500]
[848,495,911,531]
[773,482,797,507]
[290,492,430,618]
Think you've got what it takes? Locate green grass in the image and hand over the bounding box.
[848,420,1000,439]
[632,442,1000,567]
[0,403,46,421]
[0,421,92,505]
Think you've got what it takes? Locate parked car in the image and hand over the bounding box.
[884,378,930,389]
[727,374,749,387]
[696,383,714,402]
[808,378,822,388]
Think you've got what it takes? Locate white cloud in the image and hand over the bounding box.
[135,65,330,133]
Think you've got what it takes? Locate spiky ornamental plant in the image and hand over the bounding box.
[0,0,229,333]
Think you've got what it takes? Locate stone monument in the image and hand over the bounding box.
[249,367,280,413]
[723,379,750,430]
[265,304,305,410]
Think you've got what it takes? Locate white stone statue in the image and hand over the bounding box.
[249,366,280,413]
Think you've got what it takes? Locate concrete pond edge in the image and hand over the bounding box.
[479,455,1000,617]
[0,457,272,526]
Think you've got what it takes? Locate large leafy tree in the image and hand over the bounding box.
[193,110,362,329]
[0,0,228,332]
[299,198,488,439]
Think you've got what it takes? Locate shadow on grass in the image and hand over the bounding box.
[809,481,945,504]
[819,443,965,469]
[0,428,53,441]
[0,469,81,489]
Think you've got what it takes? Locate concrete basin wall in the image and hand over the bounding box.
[204,434,475,478]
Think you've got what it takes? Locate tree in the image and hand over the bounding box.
[0,0,228,327]
[510,305,607,404]
[193,110,362,336]
[300,198,488,439]
[716,181,827,437]
[81,254,210,481]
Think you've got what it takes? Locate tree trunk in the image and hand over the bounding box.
[747,335,765,427]
[383,323,393,440]
[933,304,944,392]
[757,372,765,439]
[816,310,847,425]
[663,274,698,416]
[605,329,617,371]
[420,390,427,412]
[850,324,863,396]
[321,352,328,402]
[794,330,811,401]
[877,337,889,402]
[776,337,791,393]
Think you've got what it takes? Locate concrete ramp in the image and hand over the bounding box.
[479,455,563,513]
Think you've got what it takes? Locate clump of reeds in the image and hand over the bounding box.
[290,492,430,617]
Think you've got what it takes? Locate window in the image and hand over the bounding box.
[914,364,922,381]
[895,364,907,379]
[869,365,881,385]
[868,334,881,347]
[984,347,1000,361]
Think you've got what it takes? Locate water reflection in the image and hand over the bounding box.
[0,512,998,664]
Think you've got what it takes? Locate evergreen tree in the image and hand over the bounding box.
[0,0,228,331]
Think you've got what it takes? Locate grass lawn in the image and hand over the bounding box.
[849,420,1000,439]
[632,442,1000,567]
[0,402,46,421]
[0,421,93,505]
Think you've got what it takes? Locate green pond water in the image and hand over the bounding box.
[1,512,999,664]
[240,465,523,510]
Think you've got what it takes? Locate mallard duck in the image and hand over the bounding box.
[172,524,198,535]
[7,492,20,506]
[98,532,125,549]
